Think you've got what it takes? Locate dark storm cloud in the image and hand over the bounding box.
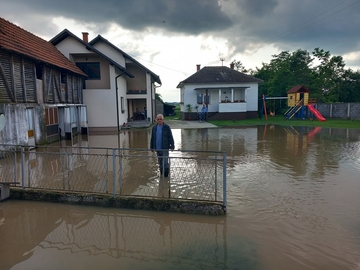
[1,0,360,66]
[221,0,360,59]
[1,0,232,35]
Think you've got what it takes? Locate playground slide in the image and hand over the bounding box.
[307,104,326,121]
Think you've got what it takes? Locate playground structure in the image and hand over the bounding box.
[260,85,326,121]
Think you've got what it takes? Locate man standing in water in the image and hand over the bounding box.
[150,114,175,177]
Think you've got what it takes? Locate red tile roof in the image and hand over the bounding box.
[0,17,86,76]
[287,85,310,93]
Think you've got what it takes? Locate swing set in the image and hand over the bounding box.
[260,94,288,120]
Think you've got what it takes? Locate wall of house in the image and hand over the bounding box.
[146,73,154,122]
[245,83,259,112]
[0,104,29,145]
[0,103,88,146]
[83,66,128,131]
[91,41,126,66]
[72,54,110,89]
[55,36,90,59]
[126,65,146,90]
[182,83,259,113]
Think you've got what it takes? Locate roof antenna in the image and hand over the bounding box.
[220,57,225,66]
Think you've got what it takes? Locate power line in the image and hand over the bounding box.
[266,0,360,44]
[128,54,191,74]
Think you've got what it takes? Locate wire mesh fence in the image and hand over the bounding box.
[0,145,226,205]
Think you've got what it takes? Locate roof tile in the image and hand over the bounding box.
[0,17,86,76]
[178,66,263,87]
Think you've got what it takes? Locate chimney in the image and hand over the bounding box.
[230,63,234,70]
[196,64,201,71]
[82,32,89,43]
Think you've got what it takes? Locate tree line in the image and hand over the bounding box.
[232,48,360,103]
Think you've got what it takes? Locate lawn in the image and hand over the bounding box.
[208,115,360,129]
[164,105,360,129]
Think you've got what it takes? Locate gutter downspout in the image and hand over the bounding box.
[153,82,162,121]
[115,72,125,131]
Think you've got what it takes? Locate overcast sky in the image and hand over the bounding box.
[1,0,360,101]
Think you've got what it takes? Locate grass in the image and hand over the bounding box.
[165,105,182,120]
[163,105,360,129]
[208,115,360,129]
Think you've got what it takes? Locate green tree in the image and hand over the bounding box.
[231,59,252,74]
[155,93,163,102]
[311,48,346,102]
[254,47,360,104]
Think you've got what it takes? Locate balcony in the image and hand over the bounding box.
[127,89,147,95]
[219,101,247,113]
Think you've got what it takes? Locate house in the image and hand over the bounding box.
[155,99,176,117]
[0,17,88,147]
[177,64,263,120]
[50,30,161,133]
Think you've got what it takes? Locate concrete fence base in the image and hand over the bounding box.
[317,102,360,119]
[9,189,226,215]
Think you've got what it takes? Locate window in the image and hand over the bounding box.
[61,72,67,84]
[35,63,43,79]
[121,97,125,113]
[45,107,58,125]
[76,62,101,79]
[197,94,203,104]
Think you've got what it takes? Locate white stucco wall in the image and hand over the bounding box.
[83,66,128,129]
[91,41,126,66]
[55,34,155,129]
[55,36,90,58]
[181,82,259,113]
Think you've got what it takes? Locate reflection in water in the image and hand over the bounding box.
[1,125,360,269]
[0,201,257,270]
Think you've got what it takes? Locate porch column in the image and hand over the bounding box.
[231,88,234,102]
[219,89,221,102]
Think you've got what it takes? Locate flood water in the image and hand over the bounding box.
[1,125,360,270]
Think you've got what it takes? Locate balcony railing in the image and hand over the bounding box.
[127,89,147,94]
[220,100,245,103]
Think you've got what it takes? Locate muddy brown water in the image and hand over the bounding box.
[1,125,360,270]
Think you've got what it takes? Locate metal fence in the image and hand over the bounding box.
[0,145,226,205]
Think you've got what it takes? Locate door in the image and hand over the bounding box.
[26,108,35,148]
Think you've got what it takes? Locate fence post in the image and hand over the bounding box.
[223,152,227,211]
[62,153,65,190]
[215,153,218,201]
[27,151,30,188]
[21,146,25,189]
[105,149,108,193]
[161,154,165,197]
[13,150,17,183]
[330,104,333,118]
[112,149,116,198]
[67,153,71,190]
[119,148,123,195]
[168,158,171,198]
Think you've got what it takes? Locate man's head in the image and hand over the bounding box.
[203,104,205,107]
[156,114,164,126]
